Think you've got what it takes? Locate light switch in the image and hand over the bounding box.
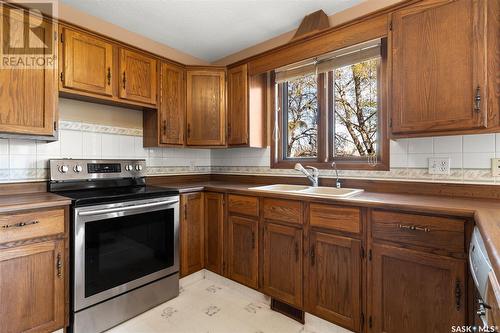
[428,158,451,175]
[492,158,500,177]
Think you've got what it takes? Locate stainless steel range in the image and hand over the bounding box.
[48,159,180,333]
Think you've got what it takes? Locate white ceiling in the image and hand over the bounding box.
[61,0,365,62]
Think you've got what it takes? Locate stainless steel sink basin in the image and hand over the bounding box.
[248,184,363,198]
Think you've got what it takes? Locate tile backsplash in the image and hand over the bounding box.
[1,120,499,184]
[0,120,210,182]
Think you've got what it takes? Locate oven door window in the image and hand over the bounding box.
[84,209,174,297]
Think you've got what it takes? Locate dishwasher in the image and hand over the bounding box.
[469,227,498,331]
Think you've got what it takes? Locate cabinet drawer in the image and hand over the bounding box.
[310,204,361,234]
[0,209,65,244]
[371,210,465,253]
[263,199,302,225]
[228,195,259,217]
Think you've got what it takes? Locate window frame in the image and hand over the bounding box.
[270,38,389,171]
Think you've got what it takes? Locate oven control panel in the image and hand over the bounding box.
[49,159,146,181]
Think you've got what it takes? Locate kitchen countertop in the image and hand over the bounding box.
[0,192,71,213]
[164,180,500,281]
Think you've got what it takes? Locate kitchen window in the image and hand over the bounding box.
[271,39,389,170]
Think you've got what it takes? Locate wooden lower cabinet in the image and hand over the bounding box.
[306,231,362,332]
[204,192,224,274]
[180,192,204,277]
[262,222,303,307]
[368,243,466,333]
[0,239,65,333]
[227,214,258,288]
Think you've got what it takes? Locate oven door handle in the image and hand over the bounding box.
[78,199,179,216]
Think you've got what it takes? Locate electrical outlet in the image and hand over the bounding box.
[492,158,500,177]
[428,158,451,175]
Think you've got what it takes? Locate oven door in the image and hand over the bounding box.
[73,196,179,311]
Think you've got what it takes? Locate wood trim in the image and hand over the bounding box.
[252,13,387,75]
[291,10,330,42]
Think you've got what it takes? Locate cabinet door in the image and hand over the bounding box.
[180,192,204,277]
[119,48,157,105]
[159,62,185,145]
[0,240,65,333]
[0,8,56,136]
[227,215,258,288]
[186,70,226,146]
[62,28,113,96]
[369,243,466,333]
[263,222,302,307]
[391,0,487,134]
[204,192,224,274]
[227,64,248,146]
[307,231,361,332]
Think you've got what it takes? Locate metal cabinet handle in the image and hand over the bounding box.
[187,123,191,138]
[474,86,481,112]
[107,67,111,86]
[163,120,167,135]
[398,224,430,232]
[122,71,126,89]
[56,253,62,278]
[455,279,461,310]
[2,220,39,229]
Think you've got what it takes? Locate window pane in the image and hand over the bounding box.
[284,74,318,158]
[333,58,379,158]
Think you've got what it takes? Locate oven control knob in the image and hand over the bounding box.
[125,164,133,171]
[73,165,83,173]
[59,165,69,173]
[135,164,143,171]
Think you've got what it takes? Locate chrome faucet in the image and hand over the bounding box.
[331,162,341,189]
[294,163,319,187]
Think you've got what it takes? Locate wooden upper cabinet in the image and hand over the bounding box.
[0,239,65,333]
[0,8,56,137]
[227,214,258,289]
[369,243,466,333]
[186,69,226,146]
[262,222,303,307]
[119,48,157,105]
[227,64,267,147]
[180,192,204,277]
[62,28,113,96]
[391,0,488,135]
[204,192,224,275]
[227,64,248,145]
[159,62,185,145]
[307,231,361,332]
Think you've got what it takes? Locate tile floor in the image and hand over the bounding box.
[106,270,352,333]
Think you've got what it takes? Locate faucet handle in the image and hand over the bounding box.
[306,166,319,176]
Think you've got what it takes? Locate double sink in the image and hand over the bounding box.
[248,184,363,198]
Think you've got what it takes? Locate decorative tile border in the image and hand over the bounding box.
[59,120,143,136]
[210,166,499,185]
